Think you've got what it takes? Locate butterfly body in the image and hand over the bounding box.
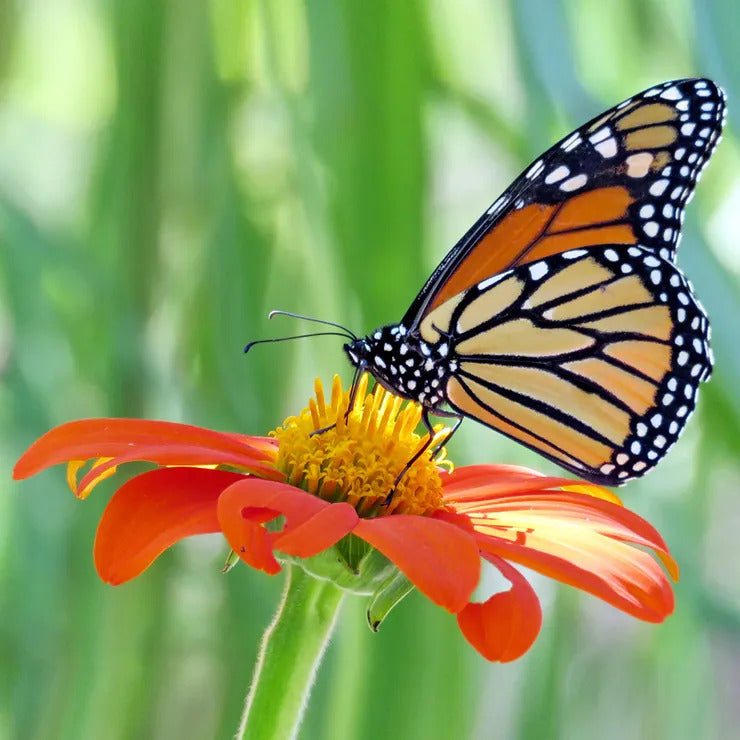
[344,79,726,487]
[344,324,453,409]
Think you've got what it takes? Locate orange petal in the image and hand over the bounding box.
[67,457,118,499]
[454,494,675,621]
[443,465,621,506]
[217,479,358,574]
[457,555,542,662]
[74,447,281,497]
[450,490,675,572]
[273,504,358,557]
[94,467,244,585]
[353,515,480,613]
[13,418,277,482]
[441,464,547,494]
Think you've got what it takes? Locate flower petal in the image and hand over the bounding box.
[217,479,358,574]
[445,489,676,622]
[13,419,278,485]
[94,467,244,585]
[272,504,358,557]
[353,515,480,613]
[457,554,542,662]
[442,464,547,493]
[442,465,622,506]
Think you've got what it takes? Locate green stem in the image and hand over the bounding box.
[238,564,345,740]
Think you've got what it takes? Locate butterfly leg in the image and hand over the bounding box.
[387,407,464,503]
[426,408,464,461]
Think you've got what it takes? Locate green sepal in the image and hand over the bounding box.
[334,532,371,573]
[222,549,240,573]
[279,534,410,598]
[366,569,415,632]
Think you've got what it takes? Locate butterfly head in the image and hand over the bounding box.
[345,327,410,398]
[343,336,371,371]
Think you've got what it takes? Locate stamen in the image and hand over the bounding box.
[271,375,450,517]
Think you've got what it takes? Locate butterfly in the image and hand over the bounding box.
[343,78,726,486]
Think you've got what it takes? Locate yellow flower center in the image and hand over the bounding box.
[271,375,451,517]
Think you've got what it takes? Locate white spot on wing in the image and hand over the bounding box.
[589,127,611,144]
[487,197,507,215]
[650,179,669,196]
[529,262,548,280]
[545,165,569,184]
[660,86,682,101]
[594,138,618,158]
[643,221,659,238]
[526,160,545,179]
[478,273,507,291]
[562,249,588,260]
[560,173,588,191]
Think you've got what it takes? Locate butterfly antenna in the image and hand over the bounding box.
[268,310,357,341]
[244,331,355,354]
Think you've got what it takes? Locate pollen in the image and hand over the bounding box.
[271,375,450,517]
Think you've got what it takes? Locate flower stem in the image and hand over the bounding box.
[238,564,345,740]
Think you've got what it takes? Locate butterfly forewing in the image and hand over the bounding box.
[403,79,725,328]
[425,245,711,484]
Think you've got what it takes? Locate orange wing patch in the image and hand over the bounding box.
[625,126,678,151]
[552,186,633,229]
[603,341,672,382]
[577,305,672,340]
[419,293,463,343]
[428,187,638,312]
[456,277,525,333]
[546,274,654,321]
[456,318,595,357]
[429,204,557,310]
[616,102,677,130]
[527,259,613,307]
[460,362,631,445]
[563,358,657,415]
[448,376,614,469]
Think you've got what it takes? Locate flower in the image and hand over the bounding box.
[13,375,677,662]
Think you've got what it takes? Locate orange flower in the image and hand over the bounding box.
[13,376,677,662]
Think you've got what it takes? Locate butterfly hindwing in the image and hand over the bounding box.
[422,245,712,485]
[404,79,725,326]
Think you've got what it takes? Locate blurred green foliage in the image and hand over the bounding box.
[2,1,739,738]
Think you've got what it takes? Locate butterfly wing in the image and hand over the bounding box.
[418,245,711,485]
[403,78,725,329]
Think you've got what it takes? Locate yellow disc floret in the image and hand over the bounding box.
[271,375,451,516]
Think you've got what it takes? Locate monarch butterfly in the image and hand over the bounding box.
[341,78,726,486]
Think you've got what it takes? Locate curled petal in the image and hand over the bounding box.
[457,555,542,662]
[217,479,358,574]
[273,504,358,557]
[448,490,676,621]
[74,448,281,498]
[13,419,278,486]
[354,515,480,613]
[67,458,118,499]
[94,467,244,585]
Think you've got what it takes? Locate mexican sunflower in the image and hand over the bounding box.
[14,374,677,664]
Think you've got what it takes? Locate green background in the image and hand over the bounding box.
[3,1,739,738]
